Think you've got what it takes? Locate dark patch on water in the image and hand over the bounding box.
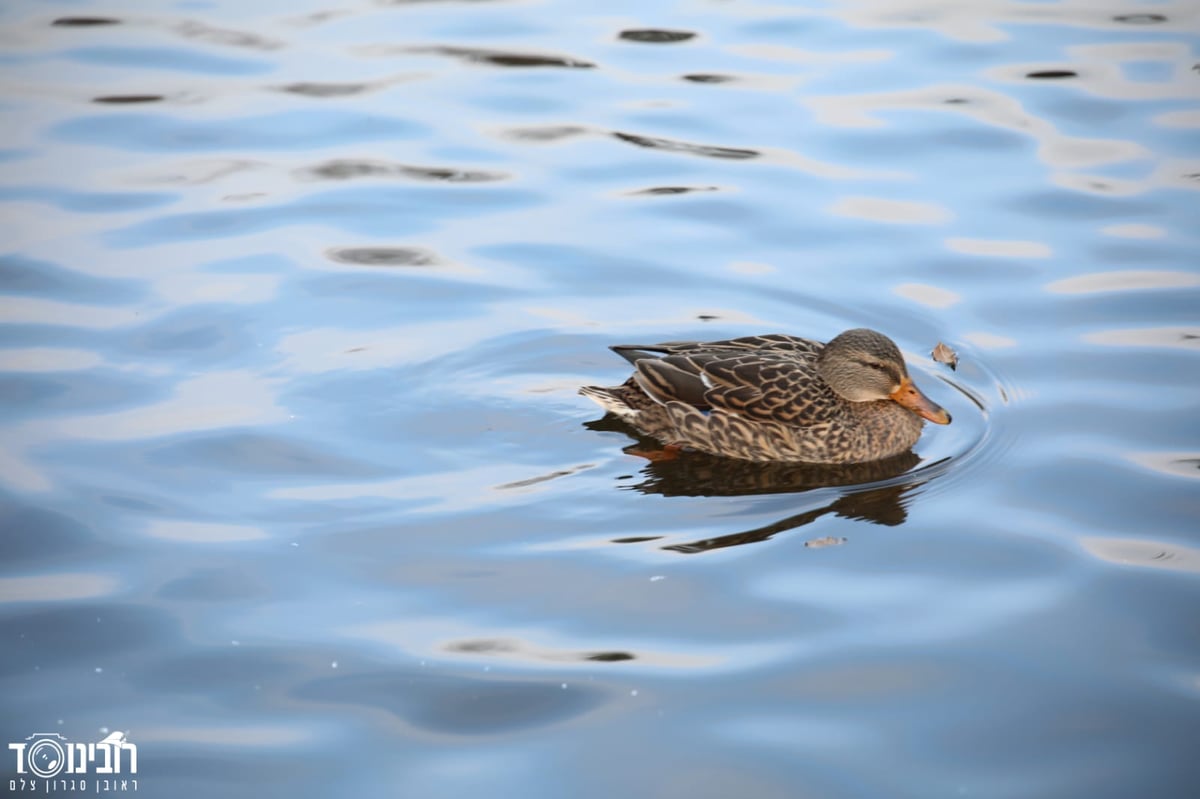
[629,186,720,196]
[501,124,589,142]
[295,671,607,735]
[586,652,635,662]
[1112,13,1167,24]
[682,73,735,83]
[326,246,441,266]
[1026,70,1077,79]
[92,94,165,104]
[611,131,759,160]
[276,82,376,98]
[298,159,505,183]
[618,29,696,43]
[411,45,594,68]
[52,17,120,26]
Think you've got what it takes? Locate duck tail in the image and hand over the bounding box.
[579,385,640,420]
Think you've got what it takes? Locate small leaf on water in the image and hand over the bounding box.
[931,341,958,370]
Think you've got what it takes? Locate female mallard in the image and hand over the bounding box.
[580,328,951,464]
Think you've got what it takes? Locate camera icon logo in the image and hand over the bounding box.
[23,733,69,779]
[8,728,137,781]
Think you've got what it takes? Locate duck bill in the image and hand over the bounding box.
[890,377,951,424]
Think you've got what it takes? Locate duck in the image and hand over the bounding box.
[580,328,951,464]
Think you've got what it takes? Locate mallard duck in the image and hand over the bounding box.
[580,328,951,464]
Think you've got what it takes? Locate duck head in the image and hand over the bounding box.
[818,328,952,424]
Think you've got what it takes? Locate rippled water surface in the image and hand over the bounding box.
[2,1,1199,796]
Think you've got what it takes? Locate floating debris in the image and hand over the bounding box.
[932,341,959,370]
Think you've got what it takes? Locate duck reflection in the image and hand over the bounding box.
[587,415,930,554]
[661,483,918,553]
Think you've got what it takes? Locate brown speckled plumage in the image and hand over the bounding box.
[580,329,950,464]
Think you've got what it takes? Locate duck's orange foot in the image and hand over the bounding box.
[625,442,686,462]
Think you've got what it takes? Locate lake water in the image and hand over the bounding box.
[2,1,1199,797]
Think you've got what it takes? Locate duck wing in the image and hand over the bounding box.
[611,334,821,364]
[611,335,834,426]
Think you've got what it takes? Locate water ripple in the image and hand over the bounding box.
[296,158,507,183]
[611,131,759,160]
[169,20,286,51]
[105,185,540,245]
[92,94,166,104]
[618,29,696,44]
[51,17,121,27]
[53,111,428,152]
[394,44,595,68]
[4,1,1199,794]
[326,246,442,266]
[63,45,273,75]
[0,572,121,602]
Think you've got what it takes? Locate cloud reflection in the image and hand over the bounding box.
[1125,452,1200,480]
[1046,270,1200,294]
[1083,327,1200,350]
[48,370,288,441]
[0,572,120,602]
[1,370,288,491]
[1080,536,1200,573]
[0,348,103,372]
[829,196,950,224]
[893,283,960,308]
[143,520,268,543]
[137,724,314,747]
[946,238,1052,258]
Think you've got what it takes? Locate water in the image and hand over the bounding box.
[2,1,1198,796]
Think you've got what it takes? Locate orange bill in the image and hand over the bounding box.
[890,377,952,424]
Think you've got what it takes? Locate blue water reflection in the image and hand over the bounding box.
[2,0,1199,797]
[54,111,429,153]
